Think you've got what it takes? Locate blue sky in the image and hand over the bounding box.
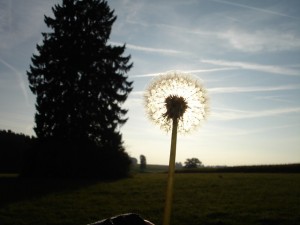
[0,0,299,166]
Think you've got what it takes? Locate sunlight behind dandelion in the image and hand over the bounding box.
[144,71,209,133]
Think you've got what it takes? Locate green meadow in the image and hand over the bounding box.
[0,173,299,225]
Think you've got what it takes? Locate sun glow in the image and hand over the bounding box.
[144,71,209,133]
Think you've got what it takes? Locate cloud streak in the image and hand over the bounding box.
[202,59,300,76]
[110,41,185,55]
[203,123,300,137]
[0,58,29,104]
[131,84,300,96]
[126,43,184,55]
[219,29,300,53]
[209,84,300,94]
[125,5,300,54]
[213,107,300,121]
[0,1,52,50]
[131,67,236,78]
[212,0,300,20]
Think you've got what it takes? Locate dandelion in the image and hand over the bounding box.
[144,71,209,225]
[145,71,209,134]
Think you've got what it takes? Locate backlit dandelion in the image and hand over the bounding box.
[145,71,209,133]
[144,71,209,225]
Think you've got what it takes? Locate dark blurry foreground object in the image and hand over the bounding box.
[88,213,154,225]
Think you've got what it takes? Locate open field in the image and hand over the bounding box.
[0,173,299,225]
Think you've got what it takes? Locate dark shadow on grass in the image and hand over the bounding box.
[0,175,102,207]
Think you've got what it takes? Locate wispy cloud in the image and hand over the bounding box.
[127,19,215,37]
[213,107,300,121]
[130,72,161,78]
[212,0,300,20]
[125,4,300,55]
[129,91,144,96]
[0,1,52,50]
[126,43,184,55]
[253,95,293,104]
[203,123,300,137]
[131,67,236,78]
[0,1,12,31]
[110,41,185,55]
[219,29,300,53]
[0,58,29,104]
[209,84,300,94]
[202,59,300,76]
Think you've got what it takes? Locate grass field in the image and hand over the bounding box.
[0,173,299,225]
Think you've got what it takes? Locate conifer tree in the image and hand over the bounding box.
[25,0,133,178]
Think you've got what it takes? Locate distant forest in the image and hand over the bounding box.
[0,130,35,173]
[0,129,299,174]
[178,164,300,173]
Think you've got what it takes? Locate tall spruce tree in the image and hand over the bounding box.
[25,0,133,178]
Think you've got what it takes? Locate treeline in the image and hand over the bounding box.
[0,130,35,173]
[178,164,300,173]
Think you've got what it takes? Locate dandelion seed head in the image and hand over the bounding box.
[144,71,209,133]
[163,95,188,120]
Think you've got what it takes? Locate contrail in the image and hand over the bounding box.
[0,58,29,105]
[131,67,235,78]
[212,0,299,20]
[110,41,185,55]
[213,106,300,121]
[201,59,300,76]
[208,84,300,94]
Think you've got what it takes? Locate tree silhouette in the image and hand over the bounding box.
[184,158,203,169]
[24,0,133,178]
[140,155,147,172]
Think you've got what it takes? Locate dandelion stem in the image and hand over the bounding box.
[163,118,178,225]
